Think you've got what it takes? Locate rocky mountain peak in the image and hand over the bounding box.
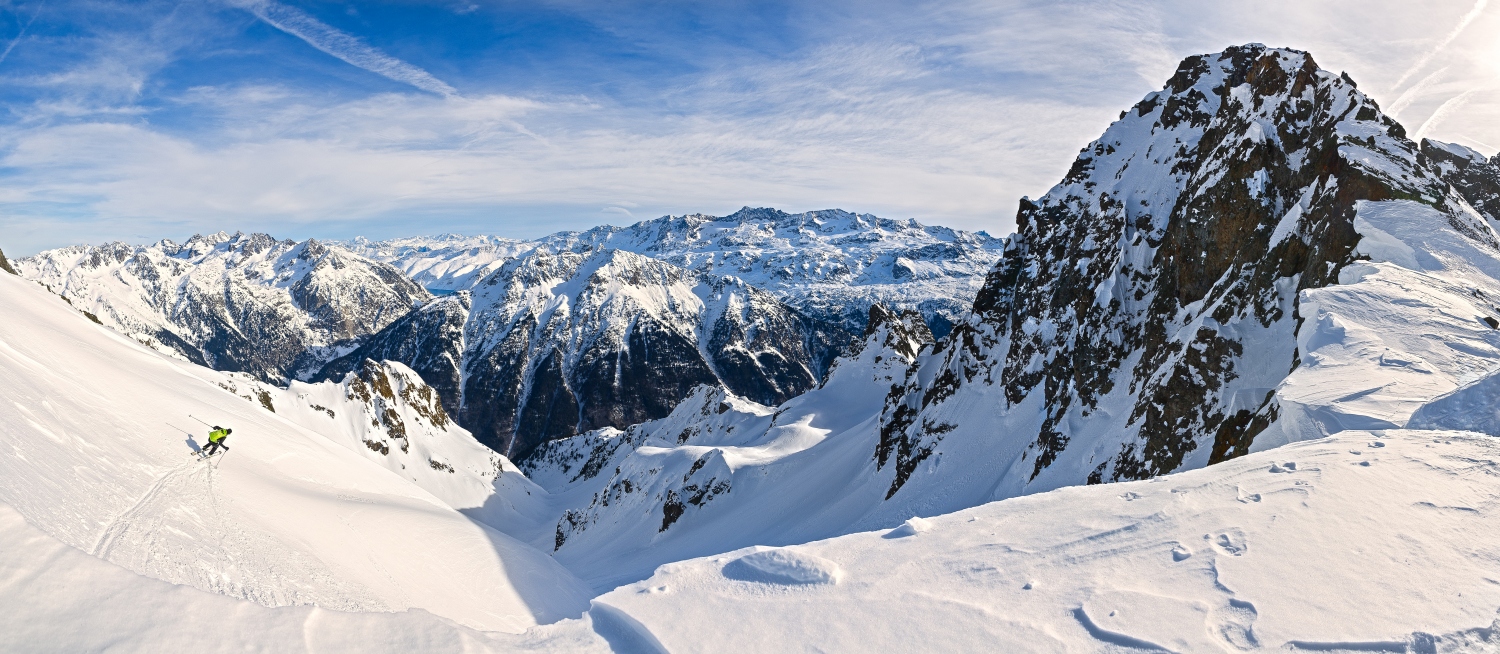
[881,42,1473,499]
[1422,138,1500,223]
[0,247,15,275]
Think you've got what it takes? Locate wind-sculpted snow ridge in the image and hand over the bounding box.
[320,247,850,461]
[16,232,430,384]
[348,208,1004,339]
[513,44,1500,590]
[590,430,1500,652]
[0,271,591,633]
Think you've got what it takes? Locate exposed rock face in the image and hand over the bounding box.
[17,233,429,383]
[324,247,850,460]
[319,293,471,420]
[1423,138,1500,223]
[0,247,15,275]
[877,44,1472,497]
[525,385,771,550]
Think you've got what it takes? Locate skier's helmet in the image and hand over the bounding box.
[226,428,233,435]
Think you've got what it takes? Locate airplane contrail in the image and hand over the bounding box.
[1386,66,1447,119]
[1413,89,1482,143]
[228,0,458,98]
[0,0,46,67]
[1392,0,1488,91]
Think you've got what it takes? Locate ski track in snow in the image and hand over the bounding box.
[88,459,199,559]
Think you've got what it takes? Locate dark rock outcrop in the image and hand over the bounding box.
[1422,139,1500,222]
[319,293,470,420]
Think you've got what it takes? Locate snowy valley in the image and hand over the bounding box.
[4,43,1500,652]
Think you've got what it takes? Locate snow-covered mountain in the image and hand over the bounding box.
[505,43,1500,589]
[341,233,536,293]
[1423,137,1500,223]
[0,270,590,634]
[16,232,430,383]
[346,208,1004,338]
[319,247,849,459]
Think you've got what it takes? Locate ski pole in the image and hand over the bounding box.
[188,414,213,428]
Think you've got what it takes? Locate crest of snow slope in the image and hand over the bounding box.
[320,247,849,460]
[16,232,430,383]
[508,44,1500,591]
[592,430,1500,652]
[1248,199,1500,449]
[351,207,1004,338]
[0,272,589,632]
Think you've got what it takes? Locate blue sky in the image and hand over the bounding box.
[1,0,1498,255]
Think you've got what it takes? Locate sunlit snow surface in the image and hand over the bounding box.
[0,272,591,635]
[592,430,1500,652]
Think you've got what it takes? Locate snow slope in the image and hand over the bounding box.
[0,502,611,653]
[0,271,590,633]
[593,429,1500,652]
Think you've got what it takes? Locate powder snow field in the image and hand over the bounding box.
[0,271,591,634]
[594,430,1500,652]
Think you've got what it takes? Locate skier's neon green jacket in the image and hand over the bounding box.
[208,428,229,443]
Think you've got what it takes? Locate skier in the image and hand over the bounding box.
[202,426,232,458]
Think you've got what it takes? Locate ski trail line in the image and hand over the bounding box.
[89,460,195,559]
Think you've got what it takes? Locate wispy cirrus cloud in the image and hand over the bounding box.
[225,0,458,97]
